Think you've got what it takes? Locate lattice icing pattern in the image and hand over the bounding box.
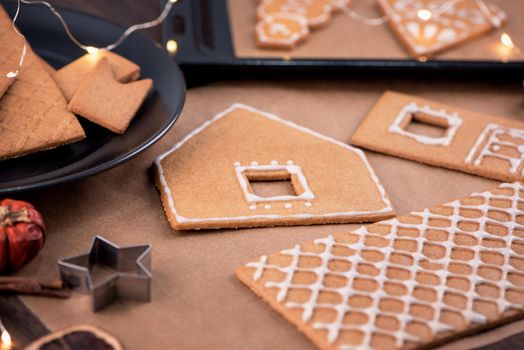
[237,182,524,350]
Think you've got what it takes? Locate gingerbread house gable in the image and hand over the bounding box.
[155,104,394,230]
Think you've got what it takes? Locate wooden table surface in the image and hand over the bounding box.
[1,1,524,349]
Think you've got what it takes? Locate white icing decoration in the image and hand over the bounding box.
[264,204,272,210]
[154,103,393,225]
[234,161,241,167]
[423,23,438,39]
[388,102,463,146]
[465,124,524,175]
[438,28,457,42]
[269,23,292,36]
[406,21,420,38]
[378,0,506,56]
[247,182,524,349]
[287,160,294,165]
[271,160,279,165]
[255,13,309,46]
[251,161,259,166]
[249,205,257,210]
[258,0,333,27]
[235,164,315,203]
[305,202,313,207]
[285,203,293,209]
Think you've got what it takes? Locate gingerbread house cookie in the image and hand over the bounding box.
[237,182,524,349]
[257,0,333,28]
[378,0,506,59]
[351,91,524,182]
[155,104,394,230]
[256,13,310,49]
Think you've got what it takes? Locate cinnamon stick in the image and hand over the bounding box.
[0,276,70,298]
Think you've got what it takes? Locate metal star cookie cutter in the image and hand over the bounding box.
[58,236,152,312]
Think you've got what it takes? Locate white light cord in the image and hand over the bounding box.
[6,0,27,78]
[19,0,177,52]
[340,6,388,26]
[5,0,177,78]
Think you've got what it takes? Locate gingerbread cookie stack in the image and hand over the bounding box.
[0,4,154,160]
[0,8,85,160]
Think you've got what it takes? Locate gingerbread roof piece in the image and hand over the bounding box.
[0,46,85,160]
[54,50,140,102]
[67,58,152,134]
[155,104,394,230]
[351,91,524,182]
[378,0,506,59]
[237,181,524,350]
[0,6,25,98]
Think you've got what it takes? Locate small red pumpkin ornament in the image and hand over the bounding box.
[0,199,46,274]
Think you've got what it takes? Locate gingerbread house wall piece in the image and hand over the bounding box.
[155,104,395,230]
[236,182,524,349]
[351,91,524,182]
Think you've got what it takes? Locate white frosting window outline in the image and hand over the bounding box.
[388,102,463,146]
[465,123,524,175]
[234,164,315,203]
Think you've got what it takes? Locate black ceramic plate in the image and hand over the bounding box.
[0,1,186,194]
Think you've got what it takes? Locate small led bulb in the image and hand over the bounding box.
[417,9,432,21]
[166,39,178,55]
[501,33,515,50]
[85,46,100,55]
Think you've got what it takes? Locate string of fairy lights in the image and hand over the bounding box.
[5,0,178,78]
[340,0,500,27]
[1,0,521,79]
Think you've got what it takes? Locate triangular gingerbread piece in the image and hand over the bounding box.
[378,0,506,58]
[0,46,86,160]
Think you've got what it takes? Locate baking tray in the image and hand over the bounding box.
[161,0,524,81]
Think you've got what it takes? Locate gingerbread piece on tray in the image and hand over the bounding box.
[0,6,26,98]
[256,13,310,49]
[378,0,506,59]
[0,47,85,160]
[68,58,152,134]
[351,91,524,182]
[154,104,394,230]
[257,0,333,28]
[54,49,141,101]
[237,182,524,350]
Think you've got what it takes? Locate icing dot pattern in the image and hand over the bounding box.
[244,182,524,349]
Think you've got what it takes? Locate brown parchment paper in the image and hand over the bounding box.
[15,78,524,350]
[228,0,524,61]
